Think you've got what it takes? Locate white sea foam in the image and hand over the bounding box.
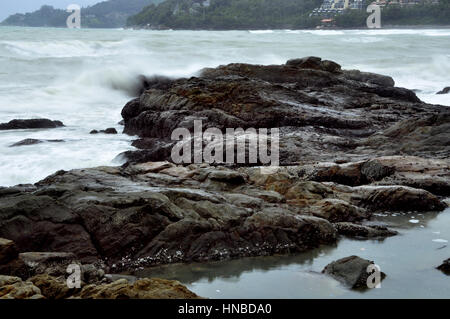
[432,239,448,243]
[249,30,275,34]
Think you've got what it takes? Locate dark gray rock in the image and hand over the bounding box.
[361,159,395,183]
[0,238,18,265]
[102,128,118,134]
[286,56,323,69]
[322,255,386,289]
[344,69,395,87]
[437,87,450,94]
[121,58,446,165]
[18,252,78,278]
[90,128,118,134]
[334,222,398,238]
[0,119,64,130]
[10,139,64,147]
[0,165,337,271]
[437,258,450,275]
[134,75,174,96]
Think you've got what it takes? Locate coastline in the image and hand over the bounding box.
[2,24,450,31]
[126,24,450,31]
[0,57,449,298]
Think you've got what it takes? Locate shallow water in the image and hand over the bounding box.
[0,27,449,186]
[135,208,450,299]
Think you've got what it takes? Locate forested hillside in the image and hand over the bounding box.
[127,0,323,29]
[127,0,450,29]
[1,0,163,28]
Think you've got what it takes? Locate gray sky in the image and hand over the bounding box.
[0,0,100,21]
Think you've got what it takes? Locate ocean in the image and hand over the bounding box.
[0,26,449,186]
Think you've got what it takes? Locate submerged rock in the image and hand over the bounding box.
[437,258,450,275]
[0,119,64,130]
[90,128,118,134]
[9,139,64,147]
[437,87,450,94]
[322,255,386,289]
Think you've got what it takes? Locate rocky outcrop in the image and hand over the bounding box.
[302,156,450,196]
[0,274,199,299]
[0,238,200,299]
[0,275,44,299]
[75,278,200,299]
[28,274,73,299]
[0,158,446,272]
[0,249,104,282]
[90,128,118,134]
[350,185,445,212]
[0,58,448,283]
[334,222,398,239]
[322,255,386,289]
[0,163,340,271]
[310,199,369,222]
[121,57,448,164]
[16,252,79,278]
[437,258,450,275]
[437,87,450,94]
[0,119,64,130]
[10,139,64,147]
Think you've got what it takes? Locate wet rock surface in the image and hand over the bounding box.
[121,58,448,164]
[334,222,398,239]
[437,87,450,94]
[0,238,18,264]
[0,275,44,299]
[10,139,64,147]
[0,274,199,299]
[0,156,446,272]
[0,238,200,299]
[75,277,200,299]
[0,119,64,130]
[0,58,448,294]
[437,258,450,275]
[90,128,118,134]
[322,255,386,289]
[0,164,340,269]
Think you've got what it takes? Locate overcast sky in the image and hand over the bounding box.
[0,0,100,21]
